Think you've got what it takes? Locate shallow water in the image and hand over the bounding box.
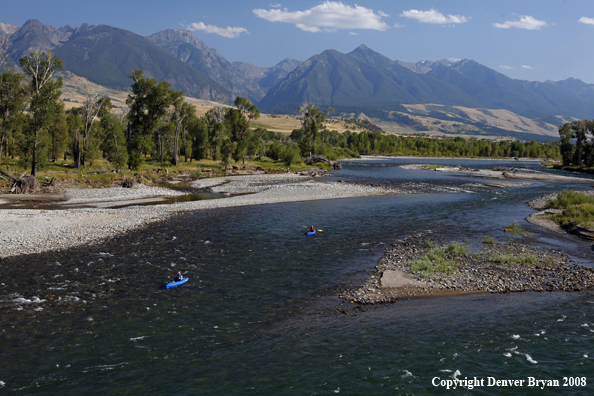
[1,158,593,394]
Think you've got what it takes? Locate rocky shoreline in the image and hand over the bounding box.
[400,163,592,183]
[340,235,594,304]
[0,173,405,259]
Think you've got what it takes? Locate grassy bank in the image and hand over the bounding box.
[544,190,594,231]
[0,156,331,192]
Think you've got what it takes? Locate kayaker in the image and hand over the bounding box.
[309,226,315,233]
[173,272,183,282]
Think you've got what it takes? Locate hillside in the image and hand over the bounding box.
[260,45,594,126]
[52,25,229,100]
[4,20,230,101]
[147,29,264,101]
[259,45,480,111]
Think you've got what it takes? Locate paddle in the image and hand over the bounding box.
[169,270,188,283]
[303,226,323,232]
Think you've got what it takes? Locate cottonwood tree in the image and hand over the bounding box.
[296,102,333,158]
[100,110,128,174]
[558,120,594,167]
[205,106,227,159]
[0,70,27,161]
[19,51,63,177]
[46,101,68,162]
[229,96,260,165]
[187,115,208,161]
[76,87,107,167]
[171,94,194,165]
[126,69,175,169]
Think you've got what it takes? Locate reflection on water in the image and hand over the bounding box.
[1,158,594,394]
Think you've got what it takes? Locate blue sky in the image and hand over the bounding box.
[4,1,594,83]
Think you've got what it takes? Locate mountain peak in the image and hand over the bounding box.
[0,22,20,36]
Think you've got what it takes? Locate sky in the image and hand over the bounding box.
[3,0,594,83]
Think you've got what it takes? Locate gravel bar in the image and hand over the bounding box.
[0,174,404,259]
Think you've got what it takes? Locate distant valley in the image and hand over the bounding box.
[3,19,594,141]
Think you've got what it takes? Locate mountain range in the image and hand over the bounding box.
[3,19,594,140]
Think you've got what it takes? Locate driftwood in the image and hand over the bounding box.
[306,156,341,170]
[41,176,55,187]
[0,169,37,194]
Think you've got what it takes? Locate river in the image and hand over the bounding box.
[1,158,593,394]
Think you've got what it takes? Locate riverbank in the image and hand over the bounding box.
[340,234,594,304]
[0,174,404,259]
[526,190,594,240]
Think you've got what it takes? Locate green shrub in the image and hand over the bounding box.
[546,191,594,229]
[545,190,594,209]
[491,255,536,266]
[409,242,468,278]
[505,221,528,236]
[446,241,469,255]
[491,255,516,264]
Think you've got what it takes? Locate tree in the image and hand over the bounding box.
[77,87,108,167]
[187,116,208,161]
[296,103,333,158]
[282,144,301,166]
[571,120,589,166]
[0,69,27,161]
[19,51,64,177]
[180,105,198,162]
[46,102,68,162]
[228,97,260,165]
[126,69,174,169]
[205,106,227,160]
[100,111,128,174]
[67,111,83,165]
[170,91,193,165]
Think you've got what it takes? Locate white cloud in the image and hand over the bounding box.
[253,1,389,32]
[521,65,533,69]
[579,17,594,25]
[400,8,469,25]
[499,65,514,70]
[270,3,281,8]
[394,23,404,28]
[349,32,358,35]
[493,15,547,30]
[187,22,249,38]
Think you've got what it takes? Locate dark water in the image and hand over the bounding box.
[1,158,594,395]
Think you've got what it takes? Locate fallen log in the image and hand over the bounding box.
[0,169,37,194]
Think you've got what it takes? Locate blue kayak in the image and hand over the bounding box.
[306,230,316,236]
[166,277,189,289]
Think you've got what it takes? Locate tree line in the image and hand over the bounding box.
[0,50,562,180]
